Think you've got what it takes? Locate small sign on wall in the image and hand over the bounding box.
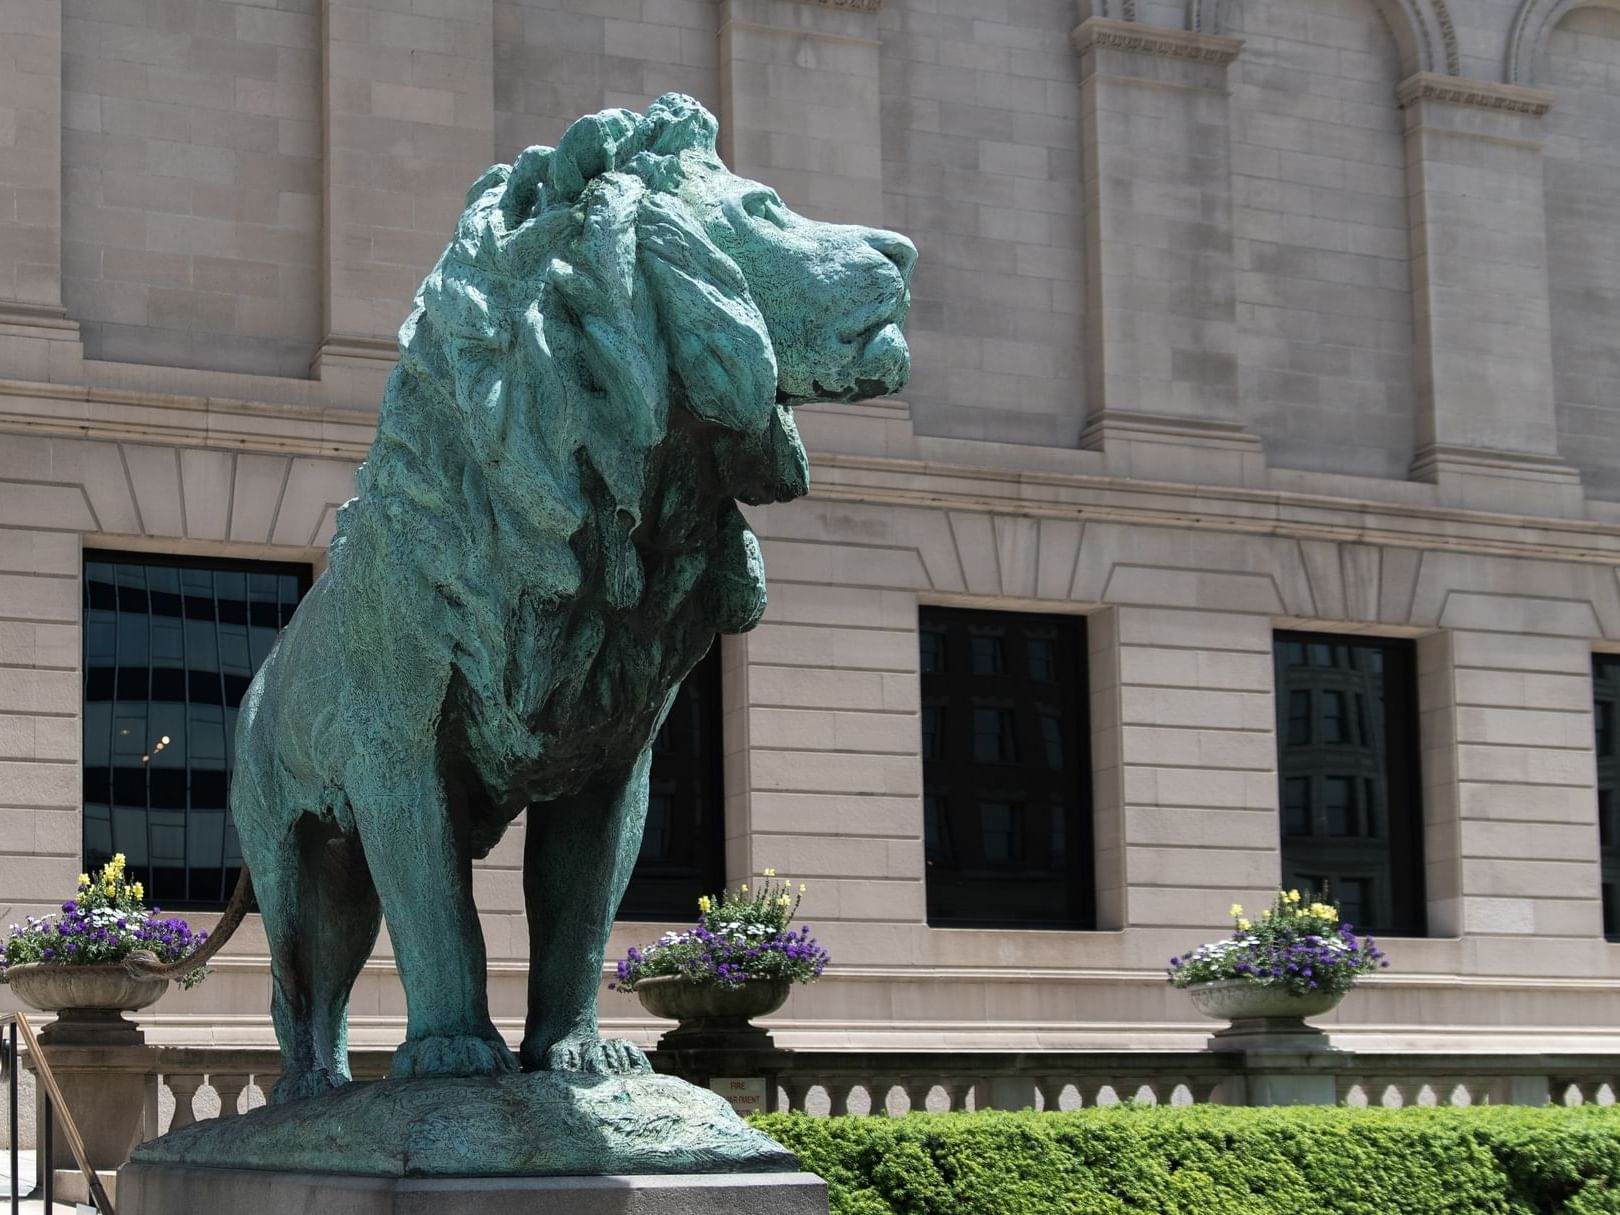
[711,1076,768,1116]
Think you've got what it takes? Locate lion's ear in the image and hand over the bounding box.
[635,194,776,435]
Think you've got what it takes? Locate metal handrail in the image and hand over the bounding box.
[2,1011,115,1215]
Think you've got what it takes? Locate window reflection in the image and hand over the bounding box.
[83,554,309,909]
[1274,632,1424,935]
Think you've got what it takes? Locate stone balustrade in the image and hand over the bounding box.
[9,1045,1616,1156]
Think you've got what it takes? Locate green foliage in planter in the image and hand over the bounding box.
[751,1105,1620,1215]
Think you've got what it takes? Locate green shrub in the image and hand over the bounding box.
[751,1105,1620,1215]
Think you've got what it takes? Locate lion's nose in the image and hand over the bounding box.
[864,229,917,282]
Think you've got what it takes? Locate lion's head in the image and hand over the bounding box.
[376,93,912,532]
[340,94,914,717]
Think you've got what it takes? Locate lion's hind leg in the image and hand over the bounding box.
[259,814,381,1104]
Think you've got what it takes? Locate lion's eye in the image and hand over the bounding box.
[741,191,790,229]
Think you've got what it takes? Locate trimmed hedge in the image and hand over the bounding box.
[751,1105,1620,1215]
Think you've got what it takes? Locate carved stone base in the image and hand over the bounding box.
[117,1164,830,1215]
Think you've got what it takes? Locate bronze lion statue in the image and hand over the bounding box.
[149,94,914,1103]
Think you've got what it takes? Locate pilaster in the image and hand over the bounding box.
[1399,73,1583,514]
[1073,17,1261,488]
[1418,629,1604,950]
[1090,606,1280,935]
[0,0,82,382]
[313,0,496,400]
[717,0,883,226]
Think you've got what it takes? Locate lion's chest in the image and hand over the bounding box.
[465,558,722,810]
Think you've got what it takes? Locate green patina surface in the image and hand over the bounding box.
[133,93,913,1175]
[135,1072,796,1176]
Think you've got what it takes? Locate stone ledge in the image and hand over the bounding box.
[1396,72,1556,116]
[0,301,81,338]
[118,1164,829,1215]
[1071,17,1243,64]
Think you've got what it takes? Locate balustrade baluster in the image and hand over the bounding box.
[211,1073,252,1119]
[870,1077,901,1117]
[902,1078,934,1114]
[825,1081,856,1116]
[166,1073,205,1130]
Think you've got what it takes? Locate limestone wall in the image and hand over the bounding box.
[5,0,1620,1053]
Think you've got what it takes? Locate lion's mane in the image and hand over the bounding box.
[324,94,800,785]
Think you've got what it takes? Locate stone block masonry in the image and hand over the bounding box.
[6,0,1620,1066]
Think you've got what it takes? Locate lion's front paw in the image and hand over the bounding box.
[391,1032,519,1080]
[543,1036,652,1076]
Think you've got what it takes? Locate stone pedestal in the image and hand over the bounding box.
[30,1014,153,1174]
[117,1165,830,1215]
[1235,1056,1340,1108]
[651,1043,791,1115]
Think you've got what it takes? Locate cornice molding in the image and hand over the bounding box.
[784,0,881,9]
[1072,16,1242,63]
[1396,71,1555,116]
[7,378,1620,567]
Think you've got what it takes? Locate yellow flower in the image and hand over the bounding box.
[777,895,791,907]
[104,885,116,898]
[1228,903,1244,919]
[799,884,807,894]
[77,873,89,888]
[1237,918,1252,931]
[763,868,776,878]
[1285,889,1301,904]
[131,882,143,901]
[739,884,748,893]
[697,896,712,914]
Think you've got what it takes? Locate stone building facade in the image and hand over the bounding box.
[2,0,1620,1057]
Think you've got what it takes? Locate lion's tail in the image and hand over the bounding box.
[123,867,254,980]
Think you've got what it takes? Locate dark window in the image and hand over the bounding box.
[1594,656,1620,940]
[972,706,1019,765]
[1274,631,1425,936]
[1287,690,1311,745]
[921,606,1093,929]
[83,553,311,909]
[619,645,726,920]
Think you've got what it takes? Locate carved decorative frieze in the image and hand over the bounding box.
[1396,71,1555,116]
[1071,17,1241,63]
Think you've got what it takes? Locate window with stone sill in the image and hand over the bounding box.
[920,606,1094,929]
[1274,632,1426,937]
[1592,655,1620,941]
[83,551,723,918]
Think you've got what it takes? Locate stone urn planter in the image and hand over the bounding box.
[1186,979,1344,1052]
[4,961,168,1043]
[5,962,170,1175]
[636,975,791,1051]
